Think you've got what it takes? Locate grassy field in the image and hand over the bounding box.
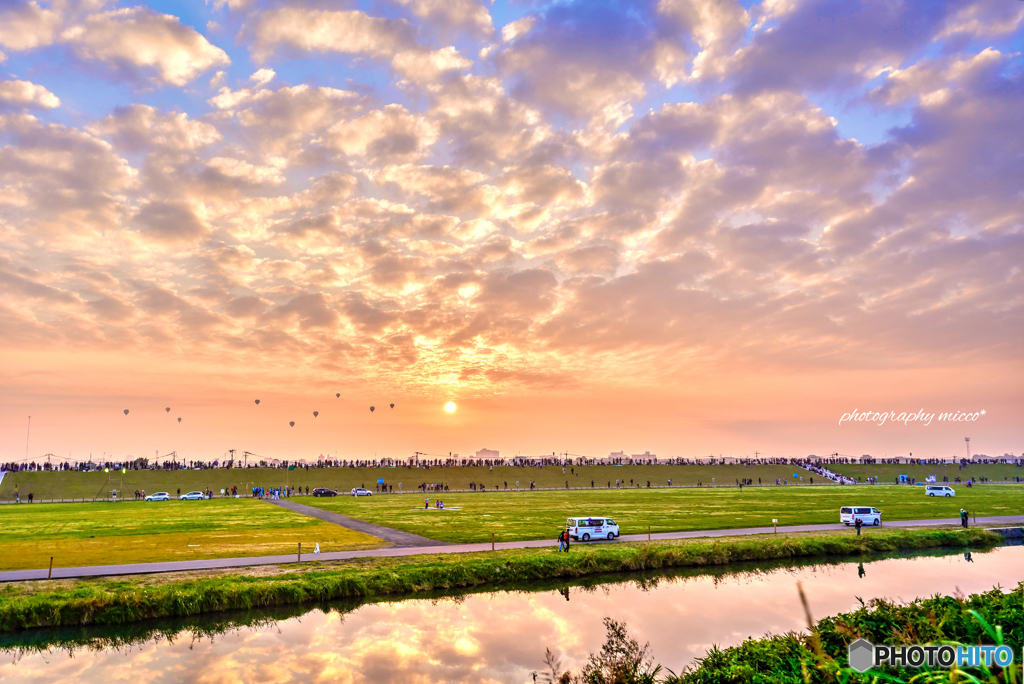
[0,499,383,572]
[302,483,1024,543]
[0,463,832,502]
[0,527,1001,632]
[830,462,1024,483]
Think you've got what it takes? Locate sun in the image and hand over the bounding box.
[445,402,457,412]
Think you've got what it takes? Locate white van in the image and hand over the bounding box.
[567,516,620,541]
[925,485,955,497]
[840,506,881,526]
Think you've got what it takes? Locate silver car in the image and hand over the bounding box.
[351,487,373,497]
[180,491,205,500]
[145,492,170,501]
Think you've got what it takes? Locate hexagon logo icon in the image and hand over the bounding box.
[848,638,875,673]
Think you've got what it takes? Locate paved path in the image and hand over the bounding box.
[267,499,442,547]
[2,515,1022,582]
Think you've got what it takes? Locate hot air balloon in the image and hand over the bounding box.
[313,411,319,418]
[370,406,375,412]
[177,417,182,423]
[165,407,170,412]
[336,393,340,398]
[124,409,129,416]
[390,403,394,409]
[255,399,260,405]
[289,421,295,427]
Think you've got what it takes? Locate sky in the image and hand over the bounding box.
[0,0,1022,464]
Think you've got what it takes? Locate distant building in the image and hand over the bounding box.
[476,448,499,460]
[608,451,627,460]
[632,451,656,461]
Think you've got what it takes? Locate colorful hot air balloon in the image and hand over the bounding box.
[124,409,129,415]
[177,417,182,423]
[313,411,319,418]
[255,399,260,405]
[370,406,375,412]
[390,403,394,409]
[289,421,295,427]
[336,393,340,398]
[165,407,170,412]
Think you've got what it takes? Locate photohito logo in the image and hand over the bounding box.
[847,639,1016,673]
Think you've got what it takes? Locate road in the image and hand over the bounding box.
[1,515,1022,582]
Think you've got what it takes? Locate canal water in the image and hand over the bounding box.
[1,545,1021,683]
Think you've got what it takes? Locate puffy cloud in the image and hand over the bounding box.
[501,16,536,42]
[88,105,220,152]
[392,47,472,84]
[0,1,61,51]
[60,7,229,86]
[393,0,494,36]
[251,7,415,62]
[326,105,438,162]
[0,79,60,109]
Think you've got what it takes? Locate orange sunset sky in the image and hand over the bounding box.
[1,0,1021,464]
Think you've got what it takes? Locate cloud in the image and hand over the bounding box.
[393,0,494,36]
[392,47,472,84]
[88,104,220,152]
[60,7,230,86]
[0,79,60,109]
[326,105,438,162]
[250,7,416,62]
[0,1,61,51]
[502,16,536,42]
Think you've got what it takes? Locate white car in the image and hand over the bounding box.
[840,506,881,526]
[144,492,170,501]
[925,485,955,497]
[180,491,205,500]
[351,487,373,497]
[567,516,620,541]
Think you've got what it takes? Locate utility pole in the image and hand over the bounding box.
[965,437,971,460]
[25,416,31,461]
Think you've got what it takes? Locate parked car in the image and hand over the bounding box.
[180,491,205,500]
[566,516,620,541]
[312,488,337,497]
[840,506,881,526]
[925,485,956,497]
[144,492,170,501]
[351,487,373,497]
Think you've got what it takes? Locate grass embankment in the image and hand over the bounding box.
[0,527,1001,632]
[0,464,826,501]
[304,485,1024,543]
[831,462,1024,483]
[675,582,1023,683]
[0,499,383,571]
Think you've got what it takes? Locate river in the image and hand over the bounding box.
[1,545,1021,683]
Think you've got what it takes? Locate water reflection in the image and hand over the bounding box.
[2,545,1021,683]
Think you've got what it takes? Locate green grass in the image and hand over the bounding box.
[0,527,1001,632]
[302,484,1024,543]
[0,499,383,571]
[0,463,832,502]
[673,581,1023,683]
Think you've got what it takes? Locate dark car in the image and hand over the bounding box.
[312,488,337,497]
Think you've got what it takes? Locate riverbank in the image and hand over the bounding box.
[0,527,1001,632]
[670,580,1023,683]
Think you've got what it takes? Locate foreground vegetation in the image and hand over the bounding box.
[543,582,1023,683]
[0,499,383,571]
[304,484,1024,543]
[0,527,1001,632]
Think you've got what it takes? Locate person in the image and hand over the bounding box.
[314,543,320,554]
[964,552,973,562]
[28,492,33,503]
[855,517,862,536]
[177,488,181,496]
[557,530,566,552]
[960,509,968,528]
[858,563,865,578]
[15,490,19,503]
[425,497,429,509]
